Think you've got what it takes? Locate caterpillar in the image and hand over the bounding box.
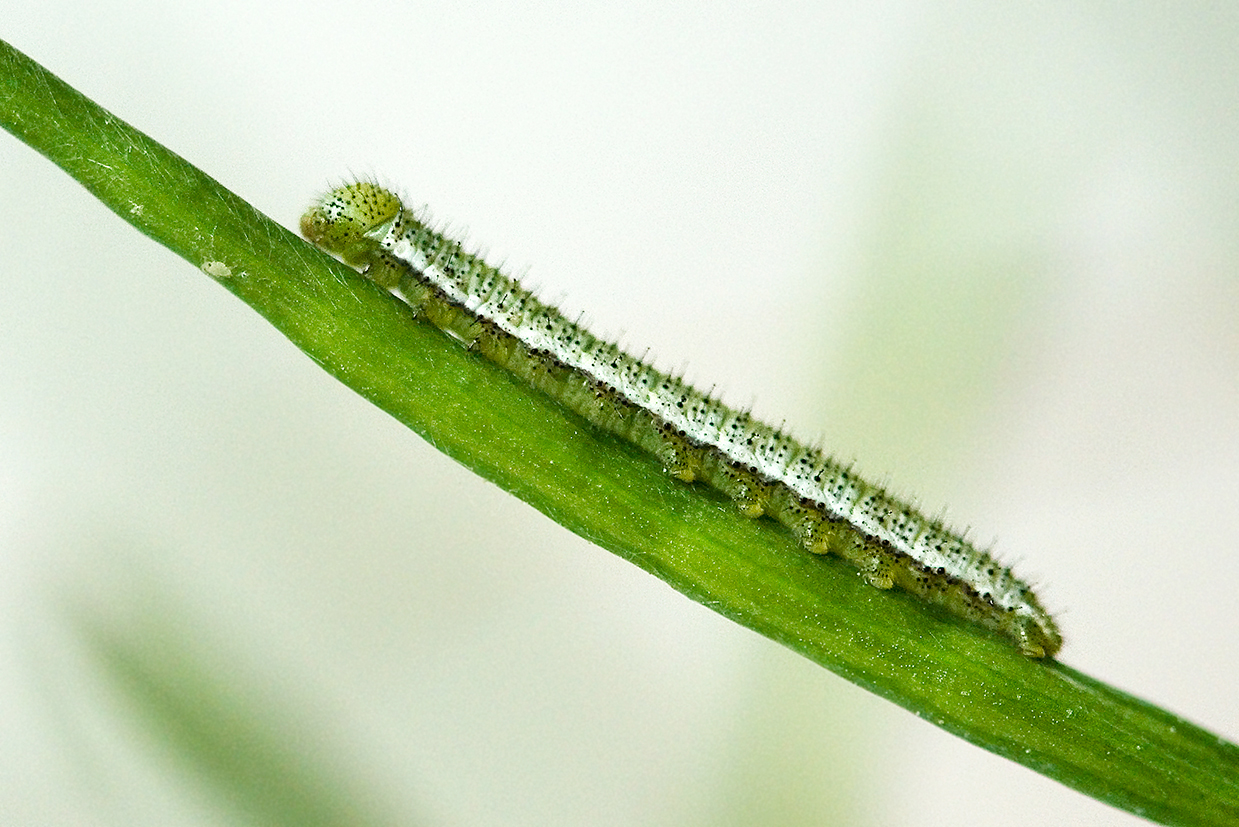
[301,181,1062,658]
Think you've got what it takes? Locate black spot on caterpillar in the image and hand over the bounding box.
[301,181,1062,658]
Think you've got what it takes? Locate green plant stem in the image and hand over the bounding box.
[2,38,1236,827]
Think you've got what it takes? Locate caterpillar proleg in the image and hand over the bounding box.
[301,181,1062,659]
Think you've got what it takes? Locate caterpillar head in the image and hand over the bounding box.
[301,181,402,268]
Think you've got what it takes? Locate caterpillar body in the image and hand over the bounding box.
[301,181,1061,659]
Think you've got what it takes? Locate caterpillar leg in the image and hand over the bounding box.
[651,420,702,483]
[705,460,770,517]
[854,543,898,590]
[1008,611,1061,659]
[775,496,837,554]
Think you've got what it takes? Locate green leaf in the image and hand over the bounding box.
[71,595,408,827]
[3,38,1236,827]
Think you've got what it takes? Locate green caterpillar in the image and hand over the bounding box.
[302,181,1062,658]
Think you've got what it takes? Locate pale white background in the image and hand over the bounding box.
[2,3,1237,825]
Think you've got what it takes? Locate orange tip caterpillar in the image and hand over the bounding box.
[301,181,1062,658]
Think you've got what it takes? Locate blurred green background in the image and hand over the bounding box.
[2,3,1236,825]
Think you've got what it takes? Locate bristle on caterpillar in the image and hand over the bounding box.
[301,180,1062,659]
